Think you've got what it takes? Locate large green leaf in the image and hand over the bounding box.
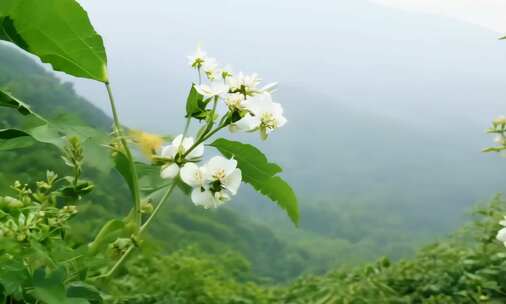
[0,126,65,150]
[210,138,299,225]
[0,89,34,116]
[0,0,108,82]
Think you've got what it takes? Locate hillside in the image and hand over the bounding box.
[3,39,506,281]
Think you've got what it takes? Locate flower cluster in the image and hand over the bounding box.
[154,47,289,208]
[180,156,242,209]
[188,47,287,140]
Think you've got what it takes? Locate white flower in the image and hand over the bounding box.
[498,228,506,247]
[220,65,233,80]
[187,47,208,69]
[495,135,506,146]
[232,93,287,139]
[494,115,506,126]
[202,57,218,80]
[497,216,506,247]
[224,93,246,111]
[160,135,204,179]
[227,72,261,96]
[180,156,242,209]
[194,82,229,99]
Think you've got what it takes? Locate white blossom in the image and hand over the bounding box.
[220,65,233,80]
[231,92,287,139]
[224,93,247,111]
[497,216,506,247]
[180,156,242,209]
[494,135,506,146]
[494,115,506,126]
[160,135,204,179]
[187,47,208,69]
[227,72,262,96]
[194,82,230,99]
[202,57,218,80]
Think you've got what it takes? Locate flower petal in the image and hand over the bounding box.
[233,114,260,132]
[180,163,206,187]
[187,143,204,159]
[497,228,506,243]
[206,156,237,177]
[160,163,180,179]
[223,169,242,195]
[161,145,177,159]
[191,187,216,209]
[181,136,195,152]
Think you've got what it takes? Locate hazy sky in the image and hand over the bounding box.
[373,0,506,33]
[68,0,506,132]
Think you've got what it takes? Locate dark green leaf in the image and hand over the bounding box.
[211,138,299,225]
[31,268,89,304]
[186,84,209,119]
[0,0,108,82]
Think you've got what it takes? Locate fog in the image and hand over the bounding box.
[70,0,506,133]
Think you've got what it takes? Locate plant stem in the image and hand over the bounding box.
[94,182,177,279]
[140,181,177,232]
[182,123,226,159]
[105,82,142,227]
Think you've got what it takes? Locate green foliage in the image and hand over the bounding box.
[105,247,272,304]
[0,88,34,116]
[185,84,209,120]
[0,0,108,82]
[277,195,506,304]
[211,138,299,225]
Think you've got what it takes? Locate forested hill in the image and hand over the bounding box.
[0,43,309,282]
[0,44,111,130]
[3,41,506,284]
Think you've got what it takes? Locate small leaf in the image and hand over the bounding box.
[0,0,108,82]
[67,281,103,303]
[211,138,299,225]
[0,89,34,116]
[87,219,125,256]
[500,35,506,40]
[185,84,209,119]
[114,151,135,200]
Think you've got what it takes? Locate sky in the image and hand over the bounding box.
[372,0,506,33]
[68,0,506,133]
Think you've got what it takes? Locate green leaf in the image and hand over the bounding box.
[67,282,103,303]
[0,125,65,150]
[0,0,108,82]
[500,35,506,40]
[114,151,135,200]
[87,219,125,255]
[210,138,299,225]
[0,89,34,116]
[32,268,89,304]
[186,84,209,119]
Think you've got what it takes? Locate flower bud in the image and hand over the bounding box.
[141,200,154,214]
[4,196,23,209]
[494,116,506,126]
